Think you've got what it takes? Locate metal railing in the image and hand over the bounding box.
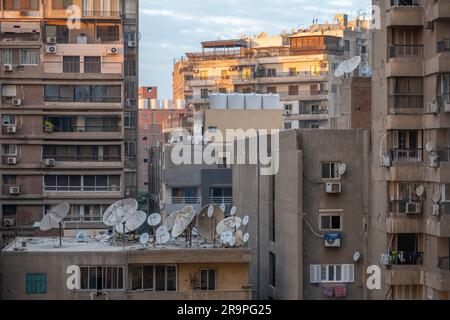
[42,155,121,162]
[390,0,423,7]
[171,197,200,204]
[82,11,121,17]
[44,96,122,103]
[389,200,423,214]
[45,126,121,133]
[47,35,121,45]
[389,94,423,109]
[438,257,450,270]
[390,148,423,162]
[390,251,423,265]
[44,186,121,192]
[389,45,423,58]
[0,33,40,42]
[209,197,233,204]
[65,215,103,222]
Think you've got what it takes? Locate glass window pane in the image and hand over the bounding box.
[143,266,154,290]
[131,266,142,291]
[75,85,90,102]
[155,266,166,291]
[166,266,176,291]
[208,270,216,290]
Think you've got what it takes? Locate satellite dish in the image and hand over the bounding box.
[76,230,87,242]
[196,204,225,241]
[166,210,182,231]
[115,211,147,234]
[339,163,347,176]
[242,215,250,226]
[415,185,425,197]
[229,236,236,247]
[335,56,362,77]
[156,226,170,244]
[359,64,372,77]
[39,203,69,231]
[216,216,242,235]
[433,191,442,203]
[172,208,196,238]
[220,231,233,244]
[159,202,165,210]
[353,251,361,262]
[426,141,435,153]
[243,233,250,243]
[207,205,214,218]
[219,203,226,213]
[103,199,138,226]
[147,213,162,226]
[230,206,237,216]
[140,233,150,245]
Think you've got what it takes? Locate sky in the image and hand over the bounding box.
[139,0,371,99]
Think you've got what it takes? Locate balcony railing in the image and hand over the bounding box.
[82,11,121,17]
[0,33,40,42]
[171,197,200,204]
[389,45,424,58]
[44,186,121,192]
[390,148,423,162]
[389,94,423,109]
[389,200,423,214]
[390,0,423,7]
[48,35,121,45]
[390,251,424,265]
[46,126,121,133]
[438,257,450,270]
[42,155,121,162]
[65,215,103,222]
[209,197,233,204]
[437,39,450,53]
[44,61,123,74]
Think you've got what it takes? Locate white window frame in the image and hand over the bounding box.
[130,265,177,292]
[319,212,343,231]
[19,49,39,66]
[441,184,450,203]
[321,161,341,180]
[2,115,16,126]
[3,144,17,156]
[310,264,354,284]
[199,268,217,291]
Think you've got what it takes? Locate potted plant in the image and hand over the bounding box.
[43,120,54,133]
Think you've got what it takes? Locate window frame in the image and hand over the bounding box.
[200,268,217,291]
[130,264,177,292]
[321,161,341,180]
[78,266,124,291]
[26,273,47,294]
[319,212,343,231]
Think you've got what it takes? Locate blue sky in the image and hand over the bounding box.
[139,0,371,99]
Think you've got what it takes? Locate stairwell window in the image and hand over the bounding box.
[2,49,12,65]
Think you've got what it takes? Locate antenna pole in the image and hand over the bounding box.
[59,222,62,247]
[122,222,126,245]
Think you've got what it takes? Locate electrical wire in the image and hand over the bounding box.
[303,215,324,238]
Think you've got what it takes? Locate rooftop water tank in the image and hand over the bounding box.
[150,99,159,110]
[262,94,281,110]
[245,94,262,110]
[228,93,245,110]
[209,94,228,109]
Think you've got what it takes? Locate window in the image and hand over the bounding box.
[200,70,208,80]
[3,0,39,10]
[171,187,198,204]
[321,162,341,180]
[44,85,121,102]
[218,88,227,94]
[26,273,47,294]
[66,204,106,222]
[2,175,17,185]
[288,85,298,96]
[267,87,277,94]
[79,266,124,291]
[310,264,354,284]
[2,49,12,64]
[200,269,216,291]
[2,205,16,216]
[44,175,81,192]
[221,70,230,80]
[52,0,72,10]
[242,68,252,78]
[124,112,136,128]
[289,67,297,76]
[201,89,209,99]
[19,49,38,65]
[210,187,232,204]
[131,265,176,291]
[2,144,17,156]
[267,68,276,77]
[97,25,120,42]
[84,56,101,73]
[320,213,342,231]
[344,40,350,51]
[2,115,16,125]
[284,122,292,130]
[269,252,276,287]
[63,56,80,73]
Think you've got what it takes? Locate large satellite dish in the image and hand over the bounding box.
[335,56,362,77]
[166,205,194,231]
[140,233,150,245]
[230,206,237,216]
[115,211,147,234]
[220,231,233,244]
[147,213,162,227]
[172,208,196,238]
[156,225,170,244]
[39,203,70,247]
[216,216,242,235]
[103,199,138,226]
[415,185,425,197]
[196,204,225,241]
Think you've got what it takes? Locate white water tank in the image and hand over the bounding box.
[209,94,228,109]
[245,94,262,110]
[263,94,281,109]
[228,93,245,109]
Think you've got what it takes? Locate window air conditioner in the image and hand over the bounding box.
[44,159,56,167]
[9,187,20,195]
[406,202,421,214]
[324,233,342,248]
[12,99,23,106]
[128,41,137,48]
[3,64,13,72]
[3,217,16,226]
[7,157,17,165]
[7,125,17,133]
[47,37,57,44]
[325,182,341,194]
[427,102,438,114]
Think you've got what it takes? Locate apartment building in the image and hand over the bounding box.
[369,0,450,300]
[173,14,371,131]
[0,0,139,246]
[0,237,252,300]
[233,129,370,300]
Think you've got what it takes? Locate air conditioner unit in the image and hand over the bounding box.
[429,154,439,168]
[7,157,17,165]
[9,187,19,195]
[44,158,56,167]
[3,217,15,226]
[3,64,13,72]
[444,100,450,113]
[284,110,291,116]
[325,182,341,194]
[319,105,327,111]
[427,102,438,114]
[432,204,441,216]
[108,47,118,55]
[47,37,57,44]
[128,41,137,48]
[425,21,433,30]
[46,45,57,54]
[7,125,17,133]
[380,154,391,168]
[406,202,421,214]
[324,233,341,248]
[12,98,23,106]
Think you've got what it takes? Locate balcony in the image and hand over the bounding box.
[389,45,423,59]
[424,257,450,291]
[426,0,450,21]
[43,61,123,78]
[82,11,121,19]
[424,41,450,75]
[390,148,423,162]
[0,33,41,44]
[233,72,326,85]
[387,46,424,77]
[171,197,200,205]
[389,94,423,114]
[387,0,424,27]
[47,35,122,45]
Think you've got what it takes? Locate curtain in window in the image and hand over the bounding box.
[19,49,38,65]
[2,49,12,64]
[44,85,59,102]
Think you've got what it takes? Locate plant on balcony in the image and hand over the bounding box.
[43,120,54,132]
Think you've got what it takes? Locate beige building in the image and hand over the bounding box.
[173,14,371,131]
[369,0,450,300]
[233,129,371,300]
[0,0,139,246]
[0,237,252,300]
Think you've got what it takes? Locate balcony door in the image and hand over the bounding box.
[393,130,422,161]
